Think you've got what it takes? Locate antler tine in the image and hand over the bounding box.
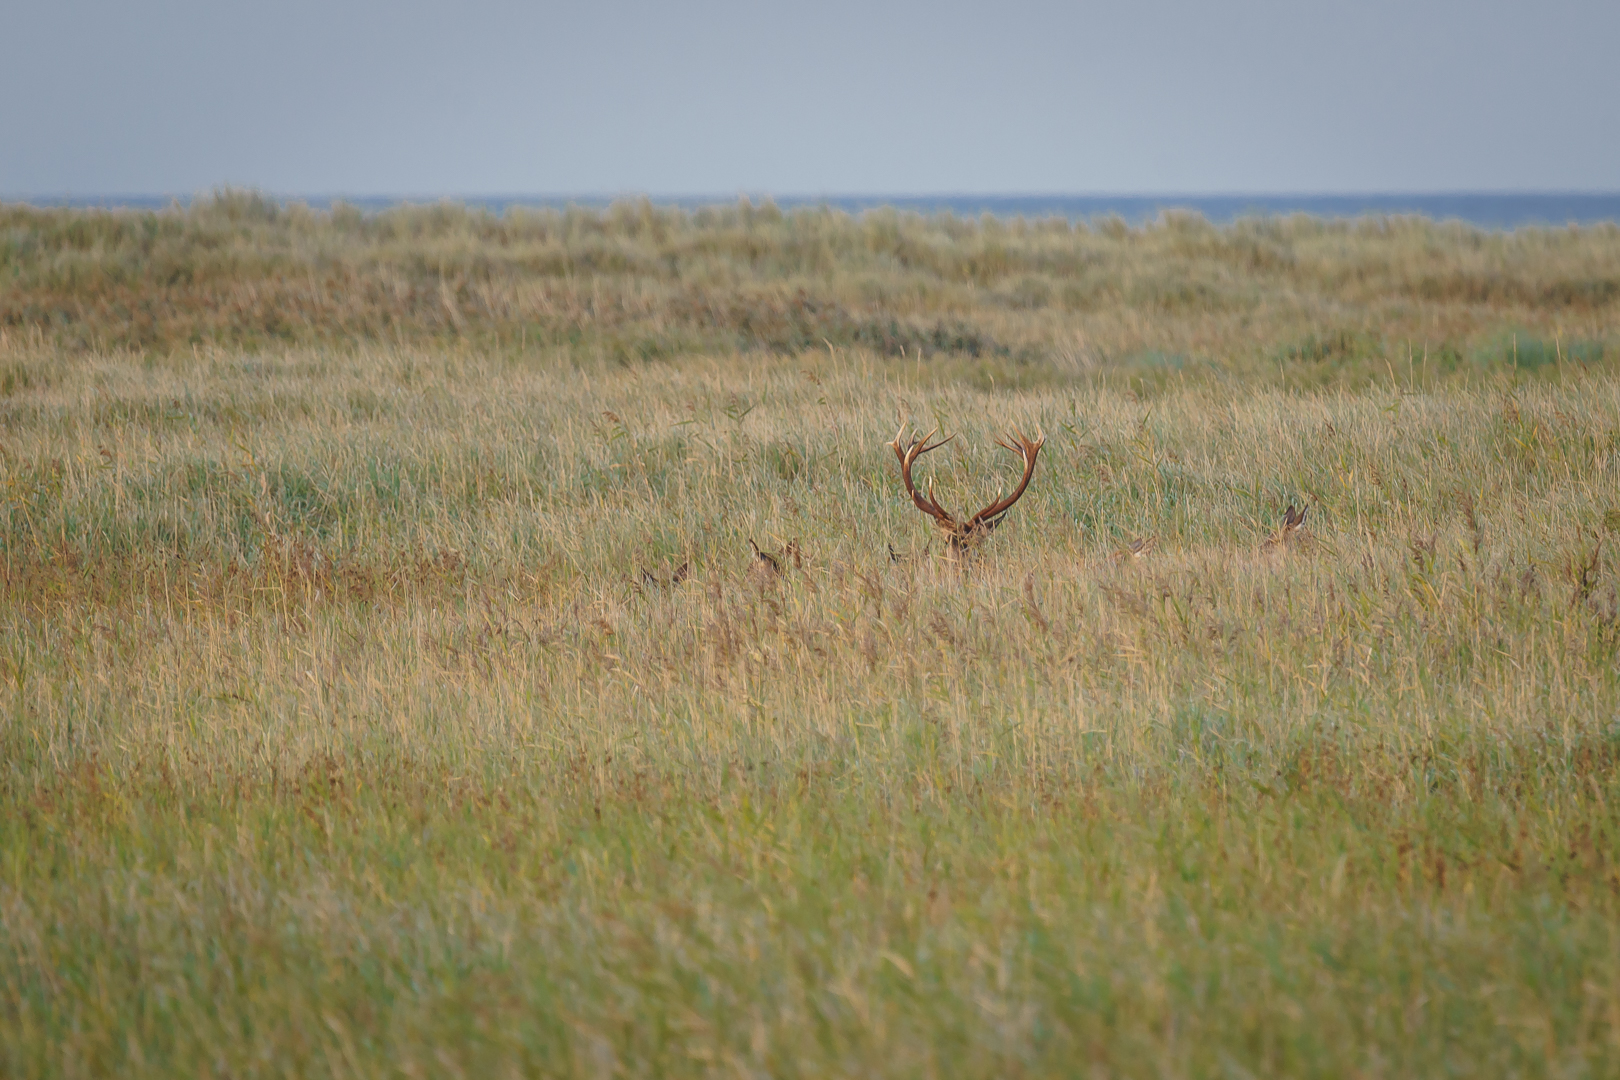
[991,427,1043,456]
[890,424,953,459]
[970,429,1045,530]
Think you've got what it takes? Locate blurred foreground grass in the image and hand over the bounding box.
[3,197,1620,1076]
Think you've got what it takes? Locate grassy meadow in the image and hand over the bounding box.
[4,194,1620,1076]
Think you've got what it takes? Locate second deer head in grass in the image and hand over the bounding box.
[889,424,1045,556]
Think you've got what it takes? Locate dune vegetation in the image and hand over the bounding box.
[3,193,1620,1076]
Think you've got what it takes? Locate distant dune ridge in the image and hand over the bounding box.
[3,189,1616,376]
[13,191,1620,228]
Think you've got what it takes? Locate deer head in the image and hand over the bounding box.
[889,424,1045,554]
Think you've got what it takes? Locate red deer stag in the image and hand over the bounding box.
[888,425,1045,555]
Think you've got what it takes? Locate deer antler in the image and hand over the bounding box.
[967,430,1045,534]
[888,424,1044,554]
[889,424,959,531]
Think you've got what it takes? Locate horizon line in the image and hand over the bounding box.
[9,188,1620,202]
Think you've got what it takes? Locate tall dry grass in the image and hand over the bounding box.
[2,199,1620,1076]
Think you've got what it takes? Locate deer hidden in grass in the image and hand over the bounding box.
[888,425,1045,556]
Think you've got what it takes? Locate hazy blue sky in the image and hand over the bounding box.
[4,0,1617,196]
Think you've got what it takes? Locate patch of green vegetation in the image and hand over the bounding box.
[1276,328,1383,366]
[1474,331,1608,371]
